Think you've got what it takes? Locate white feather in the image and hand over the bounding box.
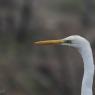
[62,35,94,95]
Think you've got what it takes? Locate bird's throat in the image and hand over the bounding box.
[79,46,94,95]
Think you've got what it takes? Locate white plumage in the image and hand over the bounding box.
[34,35,95,95]
[62,35,94,95]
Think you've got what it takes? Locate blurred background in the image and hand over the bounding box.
[0,0,95,95]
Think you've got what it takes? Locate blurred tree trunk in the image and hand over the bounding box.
[82,0,93,26]
[82,0,94,27]
[16,1,31,43]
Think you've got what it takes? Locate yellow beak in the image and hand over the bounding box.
[33,39,64,45]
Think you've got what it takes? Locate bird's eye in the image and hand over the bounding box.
[64,40,72,44]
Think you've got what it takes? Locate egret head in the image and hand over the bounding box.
[61,35,89,48]
[34,35,94,95]
[34,35,89,49]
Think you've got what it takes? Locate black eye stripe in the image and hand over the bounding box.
[64,40,72,43]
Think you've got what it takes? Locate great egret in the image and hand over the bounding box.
[34,35,94,95]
